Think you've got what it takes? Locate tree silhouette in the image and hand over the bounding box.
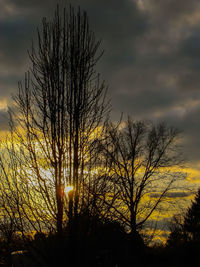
[166,189,200,267]
[167,214,186,247]
[183,188,200,241]
[98,118,184,237]
[0,5,110,235]
[167,188,200,247]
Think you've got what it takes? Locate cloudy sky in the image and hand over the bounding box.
[1,0,200,182]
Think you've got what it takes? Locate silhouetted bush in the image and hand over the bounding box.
[21,213,147,267]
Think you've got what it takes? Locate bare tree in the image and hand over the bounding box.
[98,118,185,236]
[2,5,109,235]
[0,135,55,235]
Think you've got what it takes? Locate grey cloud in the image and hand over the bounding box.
[145,0,200,25]
[0,73,21,98]
[0,0,69,70]
[0,17,33,68]
[175,107,200,162]
[1,0,148,73]
[181,32,200,59]
[176,71,200,92]
[0,0,149,107]
[177,28,200,73]
[107,1,200,130]
[7,0,60,13]
[151,191,193,199]
[152,101,200,162]
[77,0,149,74]
[1,0,200,164]
[0,110,9,131]
[145,218,172,231]
[113,82,176,118]
[1,0,150,103]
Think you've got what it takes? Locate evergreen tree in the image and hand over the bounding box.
[184,188,200,241]
[167,188,200,247]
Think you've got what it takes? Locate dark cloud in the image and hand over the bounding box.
[74,0,149,74]
[145,0,200,27]
[0,0,148,73]
[0,73,21,98]
[151,191,193,199]
[177,28,200,73]
[0,17,33,68]
[0,110,9,131]
[1,0,200,163]
[170,105,200,162]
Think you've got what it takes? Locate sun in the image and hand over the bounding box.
[65,185,74,194]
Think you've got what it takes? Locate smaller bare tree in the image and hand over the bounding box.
[98,117,185,237]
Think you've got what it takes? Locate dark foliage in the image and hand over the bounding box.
[20,213,146,267]
[183,188,200,241]
[164,188,200,266]
[167,188,200,248]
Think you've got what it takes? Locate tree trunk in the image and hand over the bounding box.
[56,186,64,234]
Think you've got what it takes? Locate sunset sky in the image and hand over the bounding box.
[1,0,200,213]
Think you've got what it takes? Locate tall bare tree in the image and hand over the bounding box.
[98,118,185,236]
[3,5,109,234]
